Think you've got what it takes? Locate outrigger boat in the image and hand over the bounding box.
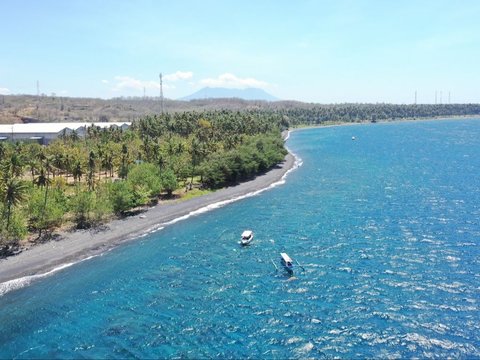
[240,230,254,246]
[280,252,294,274]
[271,252,305,274]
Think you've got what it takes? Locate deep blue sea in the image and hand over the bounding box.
[1,119,479,359]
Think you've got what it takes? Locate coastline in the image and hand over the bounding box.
[4,115,474,290]
[0,151,297,287]
[291,114,480,131]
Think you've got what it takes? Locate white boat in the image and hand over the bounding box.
[280,252,294,273]
[240,230,254,246]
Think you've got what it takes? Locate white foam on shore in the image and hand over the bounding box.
[0,262,74,297]
[0,255,100,297]
[0,132,302,297]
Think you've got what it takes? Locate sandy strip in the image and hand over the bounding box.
[0,152,296,285]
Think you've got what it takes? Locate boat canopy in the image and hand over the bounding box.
[280,252,293,263]
[241,230,253,238]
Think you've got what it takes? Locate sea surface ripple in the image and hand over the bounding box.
[0,119,479,358]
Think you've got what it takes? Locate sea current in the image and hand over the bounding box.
[0,119,479,358]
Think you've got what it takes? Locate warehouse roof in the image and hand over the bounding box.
[0,122,131,134]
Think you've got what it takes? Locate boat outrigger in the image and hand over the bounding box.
[271,252,305,274]
[240,230,254,246]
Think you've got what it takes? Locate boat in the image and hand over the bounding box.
[280,252,294,274]
[240,230,254,246]
[352,136,356,140]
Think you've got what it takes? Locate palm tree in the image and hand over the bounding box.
[189,137,201,189]
[72,160,83,184]
[120,143,128,179]
[33,167,52,238]
[2,178,27,231]
[87,150,96,191]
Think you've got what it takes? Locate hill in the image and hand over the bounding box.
[1,94,480,125]
[181,87,279,101]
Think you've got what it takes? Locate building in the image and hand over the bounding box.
[0,122,131,145]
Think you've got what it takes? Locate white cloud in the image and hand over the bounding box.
[0,87,11,95]
[101,79,109,84]
[163,71,193,82]
[111,76,163,92]
[200,73,268,89]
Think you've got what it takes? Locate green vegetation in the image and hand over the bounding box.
[279,103,480,126]
[0,110,287,255]
[2,100,478,257]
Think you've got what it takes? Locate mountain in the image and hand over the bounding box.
[181,87,279,101]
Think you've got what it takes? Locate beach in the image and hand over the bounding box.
[0,152,296,285]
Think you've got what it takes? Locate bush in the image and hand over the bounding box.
[109,180,135,215]
[127,163,161,203]
[200,133,287,188]
[0,207,27,251]
[92,183,113,222]
[27,187,67,234]
[69,187,95,229]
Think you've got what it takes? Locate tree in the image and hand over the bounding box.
[188,137,202,188]
[32,166,52,237]
[160,169,178,197]
[92,183,113,222]
[69,186,95,229]
[1,178,28,232]
[127,163,162,204]
[87,150,96,191]
[119,143,129,179]
[109,180,135,215]
[28,186,65,237]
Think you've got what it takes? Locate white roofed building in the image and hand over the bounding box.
[0,122,130,145]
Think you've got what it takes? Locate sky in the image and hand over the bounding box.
[1,0,479,103]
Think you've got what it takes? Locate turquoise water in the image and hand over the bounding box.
[1,119,479,358]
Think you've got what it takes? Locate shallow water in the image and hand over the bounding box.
[1,119,479,358]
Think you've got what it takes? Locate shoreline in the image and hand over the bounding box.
[3,115,476,289]
[0,150,298,287]
[290,114,480,131]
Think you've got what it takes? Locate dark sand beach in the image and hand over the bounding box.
[0,153,296,284]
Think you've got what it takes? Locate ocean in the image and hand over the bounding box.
[0,118,479,358]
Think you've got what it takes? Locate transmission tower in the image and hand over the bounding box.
[159,73,164,113]
[36,80,40,120]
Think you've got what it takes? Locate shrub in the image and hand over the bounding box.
[127,163,161,203]
[109,180,135,215]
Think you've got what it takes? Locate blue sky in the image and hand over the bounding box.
[1,0,479,103]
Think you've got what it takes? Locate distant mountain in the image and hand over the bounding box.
[181,87,279,101]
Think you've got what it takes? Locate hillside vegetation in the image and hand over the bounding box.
[1,94,480,125]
